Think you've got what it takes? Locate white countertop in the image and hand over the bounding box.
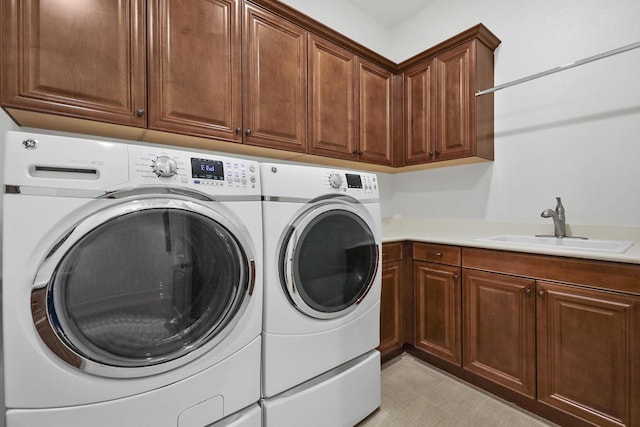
[382,217,640,264]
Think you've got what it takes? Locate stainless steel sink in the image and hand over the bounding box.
[476,234,634,253]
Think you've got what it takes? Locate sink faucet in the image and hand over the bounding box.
[541,197,566,238]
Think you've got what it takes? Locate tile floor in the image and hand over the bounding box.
[357,353,557,427]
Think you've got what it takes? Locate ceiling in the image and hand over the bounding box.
[344,0,436,28]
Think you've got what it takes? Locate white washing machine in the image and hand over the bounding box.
[260,162,381,425]
[1,131,263,427]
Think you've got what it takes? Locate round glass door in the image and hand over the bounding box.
[282,203,378,319]
[33,198,254,377]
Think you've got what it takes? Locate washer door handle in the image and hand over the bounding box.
[356,243,380,304]
[284,228,298,295]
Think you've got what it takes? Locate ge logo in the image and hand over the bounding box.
[22,138,38,149]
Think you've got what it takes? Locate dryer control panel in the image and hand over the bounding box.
[260,162,378,201]
[323,170,377,196]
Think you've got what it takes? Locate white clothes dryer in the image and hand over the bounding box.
[2,131,263,427]
[260,162,382,399]
[261,350,380,427]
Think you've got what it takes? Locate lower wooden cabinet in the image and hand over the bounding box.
[379,259,403,359]
[378,243,404,361]
[392,243,640,427]
[414,261,461,365]
[537,281,640,427]
[461,248,640,427]
[462,269,536,397]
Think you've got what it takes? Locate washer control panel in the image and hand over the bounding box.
[328,173,343,189]
[151,156,178,177]
[129,145,260,194]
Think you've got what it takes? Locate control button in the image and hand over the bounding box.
[151,156,178,177]
[250,176,256,184]
[249,165,256,173]
[328,173,343,189]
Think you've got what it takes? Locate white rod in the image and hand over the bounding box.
[475,41,640,96]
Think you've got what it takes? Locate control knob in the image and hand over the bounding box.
[328,173,343,189]
[152,156,178,177]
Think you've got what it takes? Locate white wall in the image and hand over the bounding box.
[283,0,640,227]
[275,0,392,55]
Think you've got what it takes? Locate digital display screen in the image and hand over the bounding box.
[346,173,363,189]
[191,158,224,180]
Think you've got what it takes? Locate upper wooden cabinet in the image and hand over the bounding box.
[357,58,393,165]
[150,0,306,148]
[148,0,242,141]
[403,37,498,166]
[0,0,498,171]
[404,59,436,165]
[308,35,357,159]
[243,3,308,152]
[1,0,146,127]
[308,36,393,165]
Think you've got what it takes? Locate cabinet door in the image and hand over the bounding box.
[463,269,536,397]
[378,260,403,360]
[357,58,393,166]
[243,4,307,152]
[537,281,640,427]
[1,0,146,127]
[414,261,461,365]
[308,35,356,160]
[404,59,436,165]
[148,0,241,142]
[436,41,474,161]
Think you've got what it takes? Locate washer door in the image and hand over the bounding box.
[31,196,255,378]
[281,202,379,319]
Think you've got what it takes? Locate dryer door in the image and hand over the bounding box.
[31,196,255,378]
[281,202,379,319]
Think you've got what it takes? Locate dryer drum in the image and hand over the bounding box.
[282,206,378,319]
[33,206,252,375]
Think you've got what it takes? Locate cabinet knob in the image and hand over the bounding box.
[428,252,443,257]
[435,149,441,156]
[235,127,242,134]
[135,108,144,117]
[428,151,433,158]
[453,274,459,281]
[537,290,545,297]
[245,129,252,136]
[524,288,532,296]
